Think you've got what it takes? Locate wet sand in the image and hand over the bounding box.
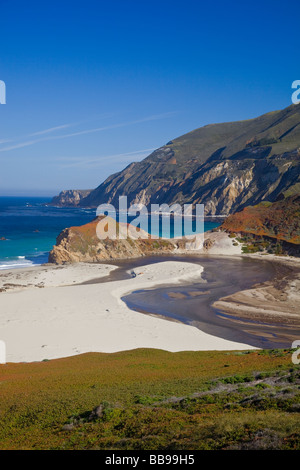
[122,255,300,349]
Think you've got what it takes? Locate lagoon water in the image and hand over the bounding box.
[0,197,220,270]
[121,255,297,349]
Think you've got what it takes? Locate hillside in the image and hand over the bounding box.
[75,104,300,215]
[0,349,299,450]
[221,194,300,245]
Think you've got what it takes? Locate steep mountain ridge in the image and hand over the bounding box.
[50,105,300,215]
[79,104,300,214]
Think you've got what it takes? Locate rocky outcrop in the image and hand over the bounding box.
[48,217,176,264]
[78,104,300,215]
[203,238,214,251]
[49,189,92,207]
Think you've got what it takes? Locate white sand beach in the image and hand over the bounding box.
[0,260,256,363]
[0,262,118,291]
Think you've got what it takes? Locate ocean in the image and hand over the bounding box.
[0,197,96,270]
[0,197,221,270]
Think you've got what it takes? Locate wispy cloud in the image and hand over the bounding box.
[27,112,116,138]
[29,124,72,137]
[53,112,177,139]
[0,140,43,152]
[0,112,177,153]
[57,148,157,169]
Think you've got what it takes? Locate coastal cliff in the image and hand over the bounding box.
[76,104,300,215]
[48,105,300,262]
[48,217,175,264]
[49,189,92,207]
[51,105,300,215]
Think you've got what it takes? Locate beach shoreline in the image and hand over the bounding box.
[0,250,299,363]
[0,258,261,363]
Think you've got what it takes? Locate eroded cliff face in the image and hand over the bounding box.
[48,217,176,264]
[77,105,300,215]
[49,189,92,207]
[76,150,299,216]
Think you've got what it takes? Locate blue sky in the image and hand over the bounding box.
[0,0,299,196]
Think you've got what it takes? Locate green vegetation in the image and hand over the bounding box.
[0,348,299,450]
[235,234,273,254]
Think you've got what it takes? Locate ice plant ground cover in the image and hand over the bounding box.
[0,348,299,450]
